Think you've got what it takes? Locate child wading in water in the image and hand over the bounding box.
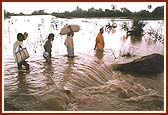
[43,33,55,63]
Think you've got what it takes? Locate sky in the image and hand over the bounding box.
[3,2,165,14]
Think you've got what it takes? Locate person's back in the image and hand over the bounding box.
[64,32,74,57]
[64,35,74,49]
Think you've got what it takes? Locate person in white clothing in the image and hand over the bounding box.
[13,33,29,70]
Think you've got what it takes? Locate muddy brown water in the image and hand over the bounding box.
[3,15,165,111]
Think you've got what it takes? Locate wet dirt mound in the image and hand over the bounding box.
[113,53,164,74]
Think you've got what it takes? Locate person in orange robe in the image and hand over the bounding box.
[94,28,105,51]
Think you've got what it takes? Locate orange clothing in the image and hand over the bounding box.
[96,32,104,50]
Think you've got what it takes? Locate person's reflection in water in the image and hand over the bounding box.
[61,57,74,91]
[95,49,104,60]
[67,57,74,68]
[63,57,74,75]
[43,61,55,88]
[44,61,53,72]
[17,71,26,85]
[17,71,30,93]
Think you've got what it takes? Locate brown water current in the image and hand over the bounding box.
[3,16,165,111]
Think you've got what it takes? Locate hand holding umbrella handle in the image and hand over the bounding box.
[67,25,74,33]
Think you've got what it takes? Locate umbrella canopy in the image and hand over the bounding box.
[60,24,80,35]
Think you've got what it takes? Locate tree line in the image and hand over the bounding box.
[4,6,164,19]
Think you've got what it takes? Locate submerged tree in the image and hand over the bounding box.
[145,21,164,44]
[131,19,146,36]
[122,18,146,38]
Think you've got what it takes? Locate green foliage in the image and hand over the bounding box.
[4,6,164,19]
[151,6,164,18]
[131,19,146,36]
[32,10,48,15]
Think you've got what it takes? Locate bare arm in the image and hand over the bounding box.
[94,38,98,50]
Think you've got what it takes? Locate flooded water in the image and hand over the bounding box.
[3,15,165,112]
